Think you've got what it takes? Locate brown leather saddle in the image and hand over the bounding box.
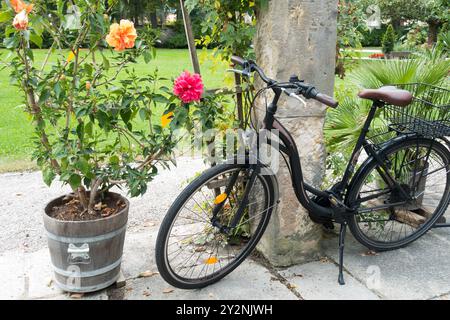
[358,86,413,107]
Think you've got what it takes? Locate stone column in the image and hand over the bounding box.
[254,0,338,266]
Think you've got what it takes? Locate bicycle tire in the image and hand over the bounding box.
[347,137,450,251]
[155,162,277,289]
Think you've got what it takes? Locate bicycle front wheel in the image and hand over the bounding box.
[155,162,277,289]
[347,137,450,251]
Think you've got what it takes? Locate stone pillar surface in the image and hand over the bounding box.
[254,0,338,266]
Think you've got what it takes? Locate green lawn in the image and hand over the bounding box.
[0,48,371,172]
[0,49,228,171]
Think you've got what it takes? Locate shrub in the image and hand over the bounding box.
[403,25,428,48]
[157,18,203,49]
[382,25,396,54]
[361,26,387,47]
[163,31,188,49]
[2,1,184,215]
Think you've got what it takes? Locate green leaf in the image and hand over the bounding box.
[3,36,18,49]
[54,82,62,99]
[152,94,169,104]
[139,108,148,121]
[120,109,132,124]
[85,121,93,137]
[75,158,90,175]
[30,16,45,36]
[76,122,84,140]
[109,155,120,165]
[96,110,109,128]
[42,167,56,186]
[143,50,152,64]
[5,26,15,37]
[25,48,34,61]
[102,54,110,71]
[75,107,88,118]
[38,89,50,106]
[84,63,94,77]
[68,174,82,189]
[0,10,12,23]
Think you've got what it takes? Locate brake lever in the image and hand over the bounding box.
[226,69,251,78]
[281,88,307,107]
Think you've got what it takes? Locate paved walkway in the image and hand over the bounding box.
[1,157,450,300]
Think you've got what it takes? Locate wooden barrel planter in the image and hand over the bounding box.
[43,192,129,293]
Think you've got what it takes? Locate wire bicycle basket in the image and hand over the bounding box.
[383,83,450,139]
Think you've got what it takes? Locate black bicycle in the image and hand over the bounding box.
[155,56,450,289]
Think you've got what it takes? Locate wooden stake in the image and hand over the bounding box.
[180,0,201,75]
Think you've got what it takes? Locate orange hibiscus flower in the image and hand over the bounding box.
[10,0,34,14]
[106,20,137,52]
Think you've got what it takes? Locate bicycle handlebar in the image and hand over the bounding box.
[230,55,339,109]
[315,93,339,108]
[231,55,246,67]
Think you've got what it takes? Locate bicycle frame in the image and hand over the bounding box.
[208,70,446,285]
[260,87,410,223]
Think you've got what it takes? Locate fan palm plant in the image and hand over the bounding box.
[438,30,450,52]
[350,52,449,89]
[325,47,450,178]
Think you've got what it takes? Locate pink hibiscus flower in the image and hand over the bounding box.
[173,71,204,104]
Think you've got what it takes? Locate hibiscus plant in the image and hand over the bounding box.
[1,0,189,216]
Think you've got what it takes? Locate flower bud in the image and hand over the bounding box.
[13,10,28,31]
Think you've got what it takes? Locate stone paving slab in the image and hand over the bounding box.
[0,248,108,300]
[278,261,380,300]
[120,225,158,280]
[117,259,298,300]
[322,229,450,300]
[0,229,299,300]
[112,230,298,300]
[3,163,450,300]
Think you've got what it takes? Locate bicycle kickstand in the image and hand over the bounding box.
[338,223,347,285]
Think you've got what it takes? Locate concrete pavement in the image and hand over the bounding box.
[1,157,450,300]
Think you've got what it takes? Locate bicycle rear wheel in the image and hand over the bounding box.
[155,162,277,289]
[347,137,450,251]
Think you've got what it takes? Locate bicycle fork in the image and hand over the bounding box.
[210,165,258,233]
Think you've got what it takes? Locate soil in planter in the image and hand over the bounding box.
[48,194,127,221]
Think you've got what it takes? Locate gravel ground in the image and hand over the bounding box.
[0,157,206,254]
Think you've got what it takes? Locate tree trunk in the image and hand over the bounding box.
[150,12,158,28]
[254,0,338,266]
[133,0,140,26]
[176,3,183,21]
[428,20,440,46]
[392,19,401,32]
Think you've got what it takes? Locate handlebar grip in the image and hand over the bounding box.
[315,93,339,108]
[231,55,246,67]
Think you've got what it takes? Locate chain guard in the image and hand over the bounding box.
[309,183,344,229]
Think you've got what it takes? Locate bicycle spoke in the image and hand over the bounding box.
[163,166,273,282]
[354,140,449,245]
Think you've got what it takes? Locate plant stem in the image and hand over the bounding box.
[88,178,103,214]
[77,186,89,210]
[18,37,61,174]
